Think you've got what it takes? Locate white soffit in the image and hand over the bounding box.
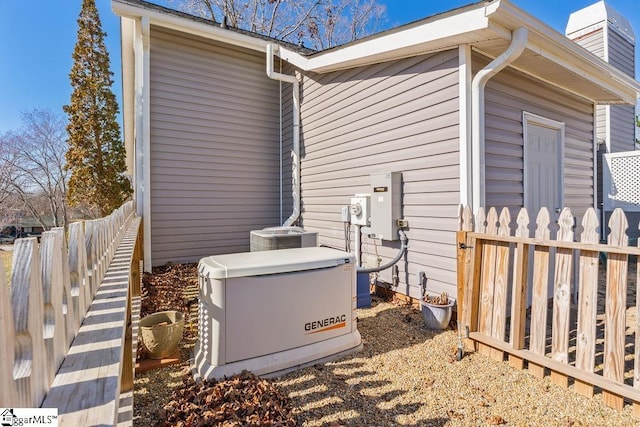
[485,0,639,104]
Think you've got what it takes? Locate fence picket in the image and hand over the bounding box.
[0,250,16,407]
[529,207,551,378]
[476,207,486,233]
[550,208,574,387]
[53,227,76,350]
[575,208,600,398]
[509,208,530,369]
[0,201,138,417]
[490,208,511,361]
[12,238,47,407]
[458,205,640,413]
[478,207,498,356]
[84,221,96,298]
[39,231,66,390]
[460,206,475,331]
[603,208,628,410]
[457,206,474,323]
[69,222,89,329]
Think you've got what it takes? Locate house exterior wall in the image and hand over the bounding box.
[570,29,607,148]
[148,27,282,265]
[480,54,595,222]
[607,29,635,153]
[298,49,461,300]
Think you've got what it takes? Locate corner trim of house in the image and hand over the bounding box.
[135,16,152,271]
[458,44,472,207]
[592,103,598,215]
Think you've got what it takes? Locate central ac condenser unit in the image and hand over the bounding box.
[250,226,318,251]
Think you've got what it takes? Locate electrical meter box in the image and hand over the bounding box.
[370,172,402,240]
[349,194,370,226]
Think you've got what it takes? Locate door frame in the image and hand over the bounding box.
[522,111,565,214]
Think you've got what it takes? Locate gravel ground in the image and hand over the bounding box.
[134,293,638,426]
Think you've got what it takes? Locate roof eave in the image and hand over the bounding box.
[280,2,493,73]
[112,0,271,53]
[486,0,640,104]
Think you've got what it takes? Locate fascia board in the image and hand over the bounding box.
[112,0,269,52]
[289,5,491,73]
[487,0,640,103]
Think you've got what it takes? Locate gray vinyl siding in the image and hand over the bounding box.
[571,29,604,59]
[607,29,635,153]
[149,27,281,265]
[298,49,460,300]
[609,105,636,152]
[480,55,595,221]
[573,27,635,153]
[607,30,635,77]
[569,29,606,147]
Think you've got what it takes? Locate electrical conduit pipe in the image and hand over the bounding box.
[471,27,528,211]
[266,44,301,227]
[357,230,408,274]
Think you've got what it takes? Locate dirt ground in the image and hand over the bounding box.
[133,263,639,426]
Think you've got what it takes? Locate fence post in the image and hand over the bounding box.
[509,208,530,369]
[40,230,66,390]
[575,208,599,398]
[12,238,47,407]
[478,207,498,356]
[456,206,473,323]
[529,207,551,378]
[550,208,574,388]
[0,250,16,407]
[603,208,628,410]
[490,208,511,362]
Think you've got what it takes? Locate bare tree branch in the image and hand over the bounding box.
[0,109,69,231]
[170,0,386,49]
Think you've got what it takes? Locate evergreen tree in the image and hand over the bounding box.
[65,0,131,217]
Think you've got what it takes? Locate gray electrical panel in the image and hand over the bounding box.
[369,172,402,240]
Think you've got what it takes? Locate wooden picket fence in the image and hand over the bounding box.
[457,205,640,415]
[0,201,142,425]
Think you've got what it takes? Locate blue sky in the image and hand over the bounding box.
[0,0,638,133]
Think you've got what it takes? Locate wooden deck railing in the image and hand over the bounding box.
[457,205,640,416]
[0,201,142,425]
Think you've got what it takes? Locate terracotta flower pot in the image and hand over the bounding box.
[139,311,184,359]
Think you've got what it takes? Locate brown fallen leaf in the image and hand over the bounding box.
[487,415,506,425]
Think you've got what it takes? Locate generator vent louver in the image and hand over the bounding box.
[250,226,318,251]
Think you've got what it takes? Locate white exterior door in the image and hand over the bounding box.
[523,112,564,217]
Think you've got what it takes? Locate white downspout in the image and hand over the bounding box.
[266,43,300,227]
[471,27,528,211]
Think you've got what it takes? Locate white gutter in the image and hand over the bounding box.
[471,26,528,211]
[266,44,301,227]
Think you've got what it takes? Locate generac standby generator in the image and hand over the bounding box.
[192,247,362,379]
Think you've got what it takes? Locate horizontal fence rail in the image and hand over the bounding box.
[0,200,140,423]
[457,205,640,415]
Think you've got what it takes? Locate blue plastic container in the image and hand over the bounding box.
[356,272,371,308]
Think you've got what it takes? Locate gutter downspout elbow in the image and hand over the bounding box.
[266,44,301,227]
[471,27,528,212]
